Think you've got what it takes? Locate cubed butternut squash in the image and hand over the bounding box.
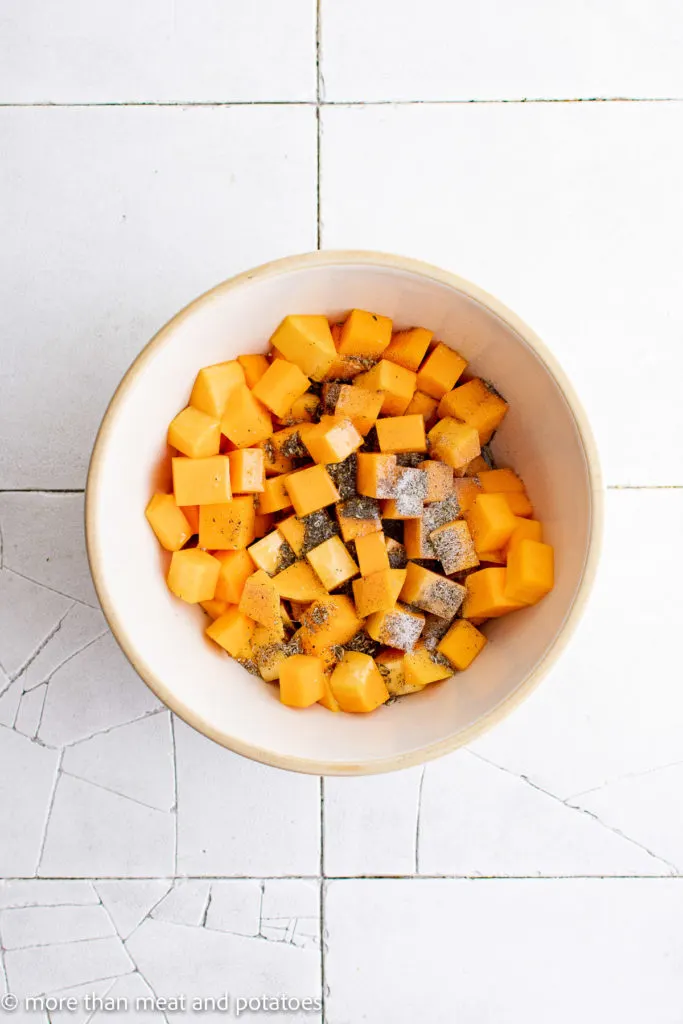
[438,379,508,444]
[327,384,384,436]
[279,654,326,708]
[375,414,427,454]
[375,649,424,696]
[503,518,543,556]
[220,384,273,449]
[303,416,363,465]
[274,560,329,601]
[248,530,293,576]
[206,607,256,657]
[428,418,480,470]
[365,603,425,651]
[399,561,466,619]
[404,390,440,429]
[384,327,433,371]
[355,530,390,576]
[430,519,479,575]
[277,515,306,557]
[214,549,255,603]
[505,539,554,604]
[257,473,295,515]
[167,548,221,603]
[438,618,487,669]
[416,342,467,398]
[466,493,517,553]
[354,360,416,415]
[199,496,256,550]
[199,597,228,620]
[285,465,340,517]
[190,360,245,418]
[337,309,393,358]
[237,353,269,388]
[270,315,336,380]
[418,460,454,502]
[172,455,232,507]
[298,596,364,655]
[352,568,407,617]
[461,568,526,619]
[478,468,525,493]
[168,406,221,459]
[335,499,382,542]
[228,448,265,493]
[238,569,280,628]
[251,358,310,418]
[306,536,359,591]
[356,452,398,498]
[145,493,193,551]
[404,644,453,687]
[501,492,534,518]
[329,651,389,713]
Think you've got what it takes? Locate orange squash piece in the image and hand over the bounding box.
[306,536,359,591]
[145,493,193,551]
[416,342,467,398]
[277,515,306,557]
[337,309,393,358]
[168,406,221,459]
[274,560,328,601]
[214,549,255,603]
[418,460,454,502]
[167,548,221,603]
[356,453,398,498]
[404,644,453,687]
[200,598,228,620]
[384,326,433,371]
[478,468,525,493]
[355,531,390,576]
[258,474,294,515]
[466,493,517,553]
[438,618,487,669]
[438,378,508,444]
[199,496,256,550]
[285,465,340,517]
[279,654,326,708]
[270,315,337,381]
[430,519,480,575]
[335,501,382,542]
[206,607,256,657]
[365,603,425,651]
[399,562,466,619]
[248,530,292,576]
[452,476,482,514]
[404,390,439,429]
[501,492,534,518]
[352,568,407,618]
[303,416,363,464]
[298,595,364,655]
[238,569,280,628]
[354,360,416,415]
[251,358,310,418]
[375,414,427,454]
[237,353,270,389]
[190,360,245,418]
[228,449,265,493]
[461,568,526,619]
[503,517,543,556]
[220,383,273,448]
[172,455,232,507]
[328,384,384,436]
[427,418,480,470]
[329,651,389,713]
[505,539,554,605]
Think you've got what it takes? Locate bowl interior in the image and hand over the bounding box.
[87,255,596,774]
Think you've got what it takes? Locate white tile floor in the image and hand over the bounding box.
[1,2,682,1021]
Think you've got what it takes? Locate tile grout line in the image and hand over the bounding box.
[1,97,682,109]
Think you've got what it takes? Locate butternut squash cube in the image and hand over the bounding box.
[452,476,483,513]
[214,549,255,603]
[400,562,466,619]
[327,384,384,436]
[385,534,408,567]
[172,455,232,507]
[256,639,293,683]
[145,493,193,551]
[279,655,326,708]
[306,536,359,591]
[181,505,200,535]
[199,496,256,550]
[404,644,453,687]
[479,468,525,493]
[501,491,534,518]
[255,437,294,477]
[228,448,265,494]
[190,360,245,418]
[404,390,439,429]
[251,358,310,418]
[503,517,543,556]
[438,618,487,669]
[384,326,433,371]
[285,465,340,517]
[167,548,221,603]
[270,315,337,381]
[277,515,306,557]
[365,603,425,651]
[248,530,292,576]
[168,406,221,459]
[298,596,364,655]
[464,455,491,476]
[466,493,517,553]
[461,568,526,619]
[337,309,393,358]
[200,598,228,620]
[321,354,368,382]
[380,467,427,519]
[257,474,294,515]
[253,511,274,538]
[206,607,256,657]
[355,530,390,576]
[237,353,269,388]
[280,393,319,425]
[319,674,341,712]
[356,452,397,499]
[220,384,272,449]
[416,342,467,398]
[352,568,407,617]
[329,651,389,713]
[274,560,328,601]
[303,416,363,465]
[418,460,454,502]
[403,517,436,560]
[505,539,554,605]
[335,499,382,542]
[375,649,424,696]
[438,379,508,444]
[428,418,480,470]
[354,360,416,415]
[430,519,479,575]
[238,568,280,628]
[375,414,427,454]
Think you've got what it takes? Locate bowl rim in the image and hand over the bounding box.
[85,249,603,776]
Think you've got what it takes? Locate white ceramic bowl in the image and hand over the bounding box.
[86,251,602,775]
